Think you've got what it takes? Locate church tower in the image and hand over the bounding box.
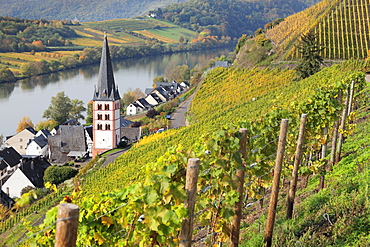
[92,35,121,157]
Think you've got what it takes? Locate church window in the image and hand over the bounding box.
[105,124,111,130]
[97,104,102,110]
[105,104,110,110]
[98,114,103,120]
[105,114,110,120]
[97,124,103,130]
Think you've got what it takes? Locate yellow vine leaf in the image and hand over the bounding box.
[94,233,105,245]
[101,216,113,227]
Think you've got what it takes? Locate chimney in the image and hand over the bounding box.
[31,161,34,170]
[6,187,9,196]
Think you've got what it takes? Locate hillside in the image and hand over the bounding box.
[235,0,370,66]
[4,59,367,246]
[0,0,191,22]
[150,0,322,38]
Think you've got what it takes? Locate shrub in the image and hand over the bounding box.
[44,165,78,185]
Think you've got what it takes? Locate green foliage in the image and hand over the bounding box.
[153,0,321,38]
[295,31,324,79]
[43,165,78,185]
[43,91,86,125]
[0,65,16,83]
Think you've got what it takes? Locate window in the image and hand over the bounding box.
[20,145,23,149]
[97,124,103,130]
[20,138,23,142]
[105,114,110,120]
[105,124,111,130]
[98,114,103,120]
[97,104,102,110]
[105,104,110,110]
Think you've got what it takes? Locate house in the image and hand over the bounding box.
[26,135,48,157]
[48,125,87,163]
[1,156,51,198]
[145,93,164,106]
[50,119,80,136]
[215,61,229,68]
[126,98,152,116]
[36,129,51,139]
[0,189,14,208]
[5,127,37,155]
[121,127,141,144]
[0,147,22,181]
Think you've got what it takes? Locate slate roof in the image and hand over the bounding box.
[120,127,141,143]
[19,157,51,188]
[48,125,87,163]
[137,98,152,108]
[120,117,134,128]
[38,129,51,138]
[93,35,121,101]
[0,189,14,208]
[84,125,93,141]
[0,147,22,168]
[29,135,48,149]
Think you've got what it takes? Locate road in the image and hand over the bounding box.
[169,94,194,129]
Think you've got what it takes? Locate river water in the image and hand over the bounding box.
[0,47,233,136]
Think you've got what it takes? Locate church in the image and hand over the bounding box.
[91,35,140,157]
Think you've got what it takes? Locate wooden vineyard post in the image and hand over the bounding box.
[286,114,307,220]
[180,158,200,247]
[55,203,79,247]
[230,128,248,247]
[264,119,289,247]
[319,127,328,191]
[336,85,350,165]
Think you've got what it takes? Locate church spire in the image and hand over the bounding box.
[93,34,121,101]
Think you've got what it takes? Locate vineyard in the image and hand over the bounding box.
[8,60,368,246]
[265,0,370,60]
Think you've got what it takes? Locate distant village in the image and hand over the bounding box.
[0,35,192,209]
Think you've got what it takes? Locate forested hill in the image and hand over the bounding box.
[150,0,322,38]
[0,0,190,22]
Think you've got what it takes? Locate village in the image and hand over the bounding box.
[0,36,191,209]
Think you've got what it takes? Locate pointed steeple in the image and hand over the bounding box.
[93,33,121,101]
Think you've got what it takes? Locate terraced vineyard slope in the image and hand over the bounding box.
[265,0,370,60]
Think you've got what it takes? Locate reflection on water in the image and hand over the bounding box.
[0,47,233,136]
[0,83,15,99]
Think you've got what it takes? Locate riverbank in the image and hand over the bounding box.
[0,41,236,84]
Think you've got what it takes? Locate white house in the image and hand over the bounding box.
[26,135,48,157]
[2,157,50,198]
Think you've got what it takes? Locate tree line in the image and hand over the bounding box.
[149,0,321,38]
[0,35,234,83]
[0,16,78,52]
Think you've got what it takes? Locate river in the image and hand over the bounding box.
[0,47,233,136]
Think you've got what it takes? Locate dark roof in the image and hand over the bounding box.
[84,125,93,141]
[145,88,154,95]
[120,117,134,128]
[120,127,141,143]
[0,158,7,170]
[0,147,22,168]
[148,93,163,104]
[26,127,37,135]
[38,128,51,138]
[93,35,121,101]
[29,135,48,148]
[49,125,87,163]
[0,189,14,208]
[19,157,51,188]
[137,98,152,108]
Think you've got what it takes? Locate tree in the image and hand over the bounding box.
[153,75,167,85]
[16,116,34,133]
[85,101,93,126]
[36,119,58,131]
[43,165,78,185]
[43,91,86,125]
[295,31,324,79]
[0,65,16,83]
[120,88,145,110]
